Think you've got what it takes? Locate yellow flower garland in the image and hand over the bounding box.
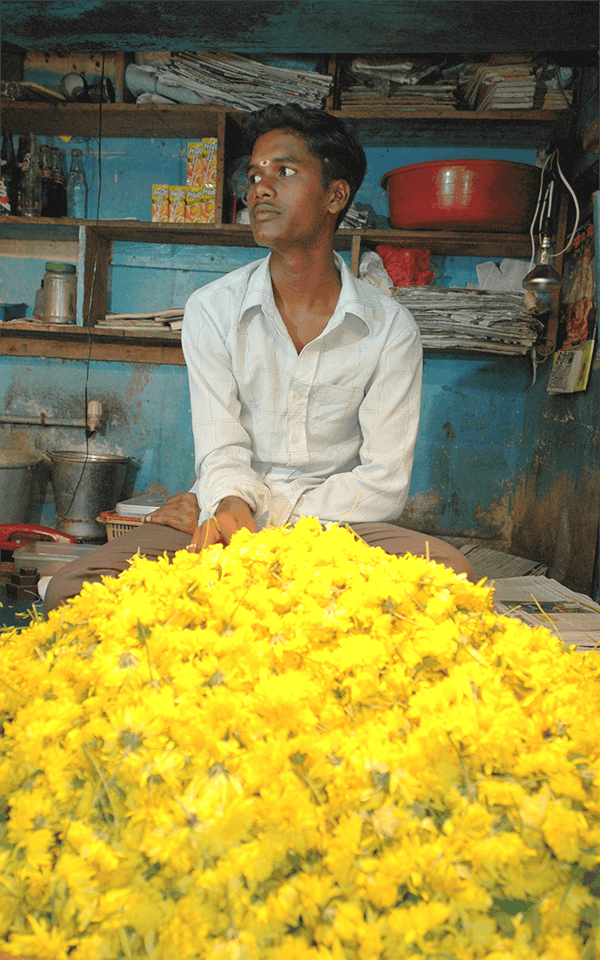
[0,517,598,959]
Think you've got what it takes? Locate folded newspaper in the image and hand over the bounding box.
[492,577,600,652]
[391,286,541,355]
[126,53,332,110]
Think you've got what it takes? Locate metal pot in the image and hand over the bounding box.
[0,455,39,524]
[49,450,130,541]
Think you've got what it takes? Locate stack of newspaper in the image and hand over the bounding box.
[492,578,600,652]
[125,53,332,110]
[391,287,541,355]
[341,56,458,110]
[97,309,184,331]
[458,55,573,111]
[460,57,537,110]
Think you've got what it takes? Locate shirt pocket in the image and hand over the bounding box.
[306,382,364,445]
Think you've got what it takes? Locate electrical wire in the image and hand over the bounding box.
[551,152,580,257]
[525,147,581,369]
[54,54,105,533]
[527,147,580,269]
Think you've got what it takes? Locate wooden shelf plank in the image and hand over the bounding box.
[1,217,534,257]
[331,108,572,148]
[356,228,533,258]
[0,321,534,365]
[0,322,185,365]
[1,100,571,148]
[0,102,233,140]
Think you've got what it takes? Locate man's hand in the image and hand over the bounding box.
[145,492,200,535]
[188,496,258,554]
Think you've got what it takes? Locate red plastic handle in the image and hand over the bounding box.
[0,523,76,552]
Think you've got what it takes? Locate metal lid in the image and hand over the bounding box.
[49,450,130,464]
[45,262,77,274]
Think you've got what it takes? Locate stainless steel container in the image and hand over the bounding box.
[43,261,77,324]
[0,454,39,523]
[49,450,130,540]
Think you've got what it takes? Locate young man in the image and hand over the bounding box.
[44,104,473,613]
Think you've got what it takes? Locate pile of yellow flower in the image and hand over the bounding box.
[0,518,599,960]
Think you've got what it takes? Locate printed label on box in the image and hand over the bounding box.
[169,185,186,223]
[151,184,169,222]
[186,185,215,223]
[187,138,218,189]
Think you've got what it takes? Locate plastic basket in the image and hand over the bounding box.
[97,510,144,541]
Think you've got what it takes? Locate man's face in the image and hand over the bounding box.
[247,129,344,250]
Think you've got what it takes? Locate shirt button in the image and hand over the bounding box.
[293,392,301,401]
[291,434,300,443]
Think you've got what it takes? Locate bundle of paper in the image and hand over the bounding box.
[457,55,573,111]
[391,287,541,354]
[97,308,184,330]
[341,84,457,110]
[462,63,536,111]
[342,56,458,110]
[349,56,444,86]
[126,53,332,110]
[492,577,600,652]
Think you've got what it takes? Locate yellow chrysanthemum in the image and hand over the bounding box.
[0,517,597,959]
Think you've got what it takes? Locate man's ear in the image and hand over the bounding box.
[328,179,351,215]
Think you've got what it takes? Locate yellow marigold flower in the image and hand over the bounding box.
[0,519,598,958]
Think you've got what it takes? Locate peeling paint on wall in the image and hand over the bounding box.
[511,464,600,595]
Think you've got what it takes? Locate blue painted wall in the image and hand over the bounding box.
[0,355,194,526]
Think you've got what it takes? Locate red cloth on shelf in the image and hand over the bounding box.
[376,245,434,287]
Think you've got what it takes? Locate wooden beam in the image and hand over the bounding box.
[3,2,598,53]
[83,229,112,323]
[0,326,185,364]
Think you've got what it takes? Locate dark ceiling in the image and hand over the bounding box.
[2,1,599,54]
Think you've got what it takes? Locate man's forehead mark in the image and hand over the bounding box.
[248,155,300,170]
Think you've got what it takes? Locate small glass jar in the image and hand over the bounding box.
[43,261,77,324]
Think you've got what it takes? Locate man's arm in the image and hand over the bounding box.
[181,288,273,526]
[146,493,257,548]
[188,495,258,552]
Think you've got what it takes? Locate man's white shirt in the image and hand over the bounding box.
[182,252,422,529]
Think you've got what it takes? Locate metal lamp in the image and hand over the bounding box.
[522,218,563,295]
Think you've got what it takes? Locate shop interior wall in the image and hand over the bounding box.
[1,48,598,595]
[509,72,599,598]
[1,135,537,550]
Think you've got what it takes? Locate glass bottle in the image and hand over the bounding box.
[0,132,19,216]
[49,146,65,218]
[20,133,42,218]
[57,148,69,216]
[39,143,55,217]
[66,148,88,219]
[16,136,28,215]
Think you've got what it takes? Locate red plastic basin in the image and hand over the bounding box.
[381,159,541,232]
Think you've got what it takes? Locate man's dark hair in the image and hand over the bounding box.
[241,103,367,228]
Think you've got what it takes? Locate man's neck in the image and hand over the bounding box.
[269,247,343,353]
[270,246,341,317]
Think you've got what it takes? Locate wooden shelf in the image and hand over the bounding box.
[0,102,233,140]
[0,321,184,365]
[330,108,572,149]
[1,100,572,148]
[346,228,532,259]
[1,89,570,350]
[0,321,535,365]
[4,217,532,258]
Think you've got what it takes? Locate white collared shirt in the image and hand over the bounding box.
[182,253,422,528]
